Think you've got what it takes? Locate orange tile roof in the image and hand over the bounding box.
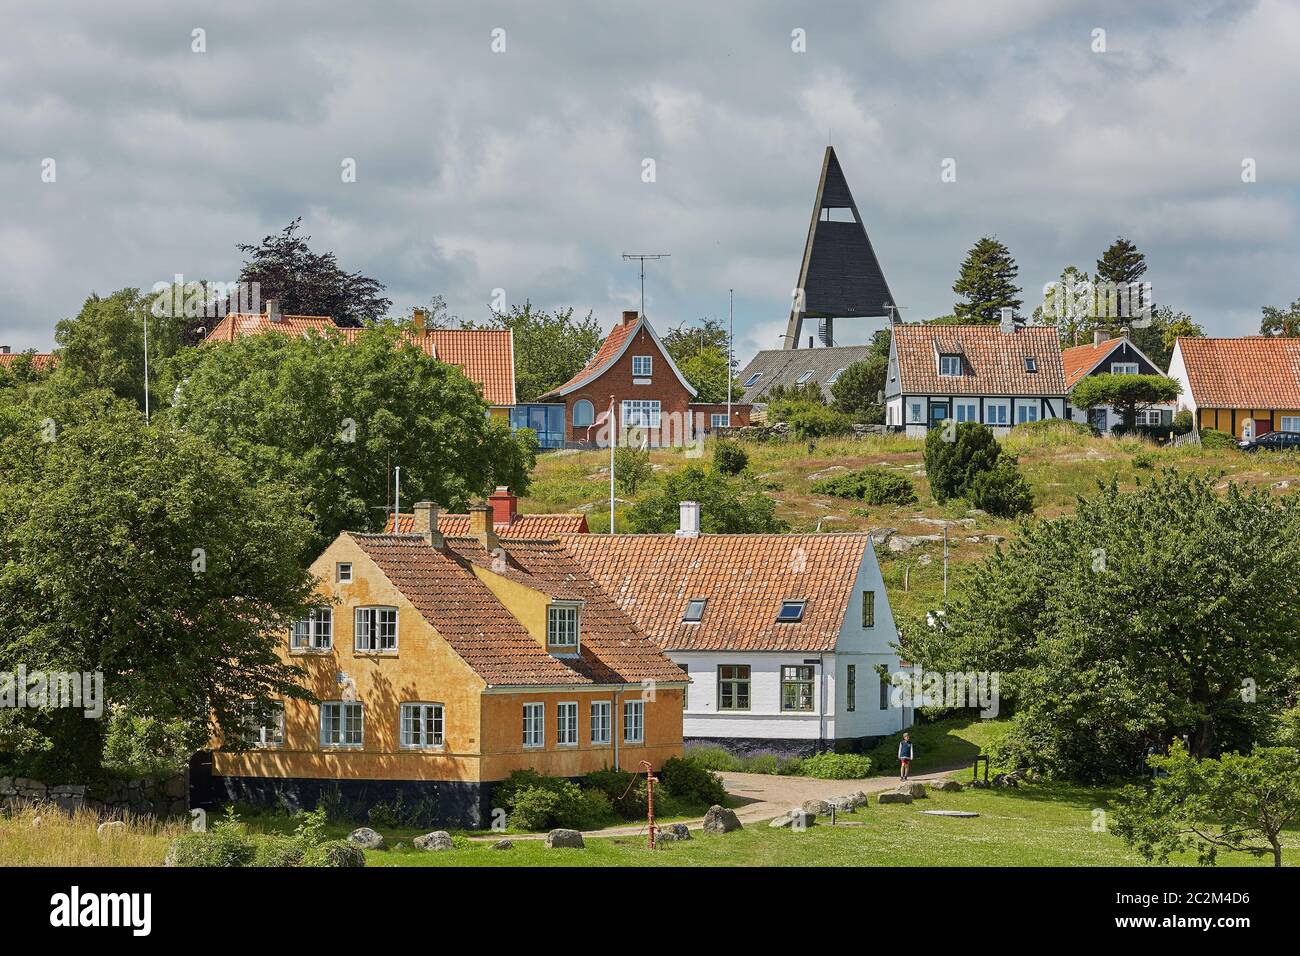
[892,324,1067,396]
[387,512,589,535]
[205,315,516,405]
[348,533,684,686]
[540,319,637,398]
[559,533,874,652]
[1175,337,1300,409]
[1061,337,1125,389]
[0,352,55,372]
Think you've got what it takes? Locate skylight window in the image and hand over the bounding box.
[776,600,806,623]
[796,370,815,385]
[682,599,707,623]
[1024,356,1038,373]
[743,372,762,387]
[827,368,847,384]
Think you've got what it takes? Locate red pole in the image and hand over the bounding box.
[641,760,656,850]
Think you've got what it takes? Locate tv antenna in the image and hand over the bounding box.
[622,253,670,317]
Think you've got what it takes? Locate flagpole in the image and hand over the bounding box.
[609,394,616,533]
[727,289,734,425]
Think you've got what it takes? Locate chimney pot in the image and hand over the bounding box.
[622,310,639,326]
[675,500,701,538]
[470,503,499,552]
[412,500,442,547]
[266,298,282,323]
[488,486,518,527]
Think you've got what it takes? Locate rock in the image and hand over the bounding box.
[347,827,385,850]
[917,554,932,566]
[877,791,913,805]
[545,828,585,849]
[869,528,896,546]
[701,805,743,833]
[991,774,1018,788]
[769,809,815,829]
[163,776,187,799]
[655,823,691,843]
[413,830,454,851]
[491,839,513,850]
[929,780,964,792]
[898,782,928,799]
[808,466,849,481]
[97,820,127,836]
[31,816,41,829]
[921,810,979,818]
[887,533,943,553]
[827,791,868,812]
[801,799,833,815]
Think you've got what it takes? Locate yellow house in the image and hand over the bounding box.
[213,502,686,827]
[1168,336,1300,438]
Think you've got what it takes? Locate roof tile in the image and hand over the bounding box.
[1175,337,1300,410]
[892,324,1067,396]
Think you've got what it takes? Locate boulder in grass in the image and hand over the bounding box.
[769,809,815,829]
[898,782,928,799]
[97,820,127,836]
[702,805,743,833]
[801,799,833,815]
[877,791,913,805]
[545,828,585,849]
[413,830,454,851]
[656,823,691,843]
[828,791,868,812]
[347,827,385,850]
[491,839,514,850]
[930,779,963,793]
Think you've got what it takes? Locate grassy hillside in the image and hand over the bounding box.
[520,425,1300,620]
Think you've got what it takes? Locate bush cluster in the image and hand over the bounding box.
[924,422,1033,517]
[810,466,917,505]
[712,439,749,476]
[166,807,364,868]
[799,751,873,780]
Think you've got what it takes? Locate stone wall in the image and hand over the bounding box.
[0,774,188,820]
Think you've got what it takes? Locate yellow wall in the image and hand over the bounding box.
[1199,408,1300,438]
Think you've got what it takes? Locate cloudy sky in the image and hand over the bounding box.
[3,0,1298,358]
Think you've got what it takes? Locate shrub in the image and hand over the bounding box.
[965,457,1034,517]
[582,768,644,819]
[659,756,728,806]
[1013,418,1095,437]
[1173,410,1194,435]
[498,770,616,830]
[788,405,853,440]
[923,422,1002,501]
[800,751,873,780]
[166,819,257,867]
[810,466,916,505]
[302,840,366,867]
[1132,450,1156,470]
[505,786,565,831]
[1200,428,1237,449]
[252,836,306,867]
[683,745,743,772]
[713,439,749,476]
[613,445,652,493]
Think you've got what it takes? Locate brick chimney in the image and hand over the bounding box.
[469,503,498,551]
[412,308,427,332]
[622,310,639,326]
[266,298,283,323]
[412,500,443,547]
[488,486,517,527]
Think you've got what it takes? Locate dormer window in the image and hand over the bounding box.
[682,598,707,623]
[939,355,962,376]
[1024,356,1038,373]
[547,602,580,652]
[777,600,806,623]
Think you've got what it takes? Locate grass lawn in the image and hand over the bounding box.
[864,716,1014,778]
[363,783,1300,867]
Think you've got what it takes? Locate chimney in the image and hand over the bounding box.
[675,501,701,538]
[1120,326,1129,340]
[622,310,639,326]
[412,500,443,547]
[1093,328,1104,346]
[488,486,517,527]
[999,308,1015,334]
[266,298,282,323]
[470,503,498,552]
[412,308,427,332]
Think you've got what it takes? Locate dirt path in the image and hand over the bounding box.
[469,765,967,841]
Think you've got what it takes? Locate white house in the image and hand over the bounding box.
[561,504,911,756]
[885,317,1070,438]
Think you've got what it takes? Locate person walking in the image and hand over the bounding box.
[898,732,914,781]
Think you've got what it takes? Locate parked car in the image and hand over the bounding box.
[1238,430,1300,452]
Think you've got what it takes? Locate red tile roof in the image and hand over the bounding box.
[559,533,874,652]
[386,512,589,535]
[1061,337,1125,389]
[892,324,1067,396]
[540,318,638,398]
[1175,337,1300,409]
[348,533,684,687]
[204,312,336,341]
[0,352,55,372]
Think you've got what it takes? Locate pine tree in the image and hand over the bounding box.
[1095,237,1147,286]
[952,236,1023,324]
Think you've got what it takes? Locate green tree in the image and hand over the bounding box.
[629,465,788,533]
[1034,265,1092,347]
[0,398,319,780]
[1094,236,1147,289]
[830,356,887,422]
[923,422,1003,502]
[1070,373,1181,430]
[1113,742,1300,867]
[160,325,536,554]
[677,346,737,403]
[236,218,391,326]
[470,303,602,402]
[901,472,1300,780]
[952,236,1023,324]
[613,446,652,494]
[1124,306,1202,373]
[1260,297,1300,337]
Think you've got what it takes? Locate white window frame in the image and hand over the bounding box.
[954,399,978,423]
[632,355,653,377]
[827,368,847,384]
[682,598,707,623]
[400,702,445,749]
[522,702,545,748]
[319,701,363,749]
[556,701,578,746]
[1134,408,1162,427]
[572,399,594,427]
[1110,362,1139,375]
[621,399,661,429]
[796,370,815,385]
[938,355,962,376]
[908,400,924,423]
[986,401,1009,425]
[354,606,398,652]
[245,700,284,747]
[1017,404,1040,424]
[590,701,612,745]
[1280,415,1300,432]
[710,413,729,428]
[291,608,332,651]
[336,562,352,584]
[622,699,644,744]
[546,602,580,651]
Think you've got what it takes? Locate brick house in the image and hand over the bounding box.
[535,310,749,446]
[212,501,685,827]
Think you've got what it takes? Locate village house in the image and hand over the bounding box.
[1167,336,1300,439]
[211,501,685,827]
[387,486,588,536]
[0,346,55,372]
[885,316,1070,437]
[560,503,911,757]
[1061,329,1177,432]
[738,343,879,405]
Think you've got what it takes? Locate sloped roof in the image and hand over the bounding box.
[891,324,1067,396]
[739,344,876,402]
[1061,337,1126,389]
[0,351,55,372]
[538,314,696,400]
[559,533,872,653]
[349,533,684,687]
[204,312,336,341]
[387,512,589,535]
[1174,337,1300,409]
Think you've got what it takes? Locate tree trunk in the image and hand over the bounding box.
[1190,718,1216,758]
[1270,834,1283,868]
